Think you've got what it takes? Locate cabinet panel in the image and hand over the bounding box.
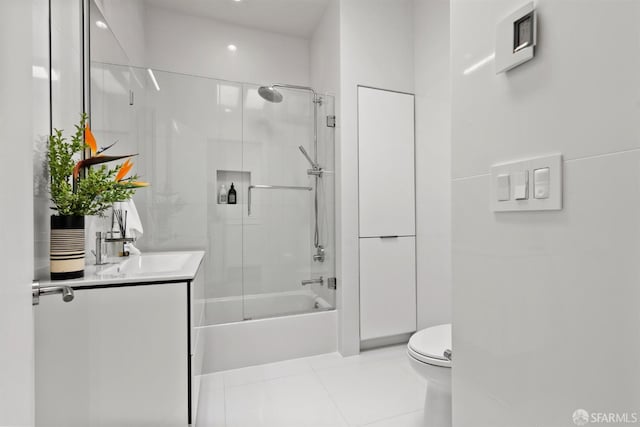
[359,236,417,340]
[35,284,188,427]
[358,87,415,238]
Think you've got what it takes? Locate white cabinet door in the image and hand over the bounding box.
[359,236,416,340]
[358,87,415,238]
[36,284,188,427]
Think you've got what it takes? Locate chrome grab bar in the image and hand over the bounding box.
[248,184,312,216]
[32,282,75,306]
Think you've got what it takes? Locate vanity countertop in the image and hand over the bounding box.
[37,251,205,289]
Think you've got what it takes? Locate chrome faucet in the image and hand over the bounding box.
[301,276,324,286]
[92,232,109,265]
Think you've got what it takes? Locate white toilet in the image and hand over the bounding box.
[407,324,452,427]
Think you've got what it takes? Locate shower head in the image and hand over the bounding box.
[258,86,283,103]
[258,83,320,104]
[298,145,316,168]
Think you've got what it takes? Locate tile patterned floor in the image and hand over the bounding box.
[196,345,428,427]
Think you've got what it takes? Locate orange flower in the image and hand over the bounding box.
[72,154,133,180]
[115,159,133,182]
[85,123,98,156]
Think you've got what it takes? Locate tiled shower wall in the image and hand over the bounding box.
[95,67,336,317]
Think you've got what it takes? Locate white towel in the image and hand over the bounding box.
[113,199,144,254]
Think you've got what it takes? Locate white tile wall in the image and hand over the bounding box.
[452,1,640,179]
[144,5,311,86]
[452,1,640,425]
[413,0,452,330]
[338,0,415,355]
[125,69,334,313]
[1,0,38,423]
[338,0,453,353]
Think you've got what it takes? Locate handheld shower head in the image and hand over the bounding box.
[258,86,283,103]
[298,145,316,168]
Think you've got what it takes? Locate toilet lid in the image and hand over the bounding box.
[408,324,451,361]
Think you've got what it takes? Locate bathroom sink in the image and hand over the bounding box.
[99,253,192,277]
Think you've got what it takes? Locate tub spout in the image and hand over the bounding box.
[301,276,323,286]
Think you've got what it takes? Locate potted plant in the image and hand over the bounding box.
[48,114,148,280]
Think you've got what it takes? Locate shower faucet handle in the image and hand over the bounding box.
[313,246,325,262]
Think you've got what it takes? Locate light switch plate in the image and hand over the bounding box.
[513,170,529,200]
[496,2,537,74]
[534,167,550,199]
[490,154,562,212]
[497,174,510,201]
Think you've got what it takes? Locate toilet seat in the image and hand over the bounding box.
[408,324,452,368]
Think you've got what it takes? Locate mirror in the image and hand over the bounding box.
[88,0,134,152]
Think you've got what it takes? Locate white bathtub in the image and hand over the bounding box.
[197,290,337,372]
[205,289,333,324]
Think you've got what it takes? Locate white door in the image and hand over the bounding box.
[0,1,36,425]
[358,86,415,238]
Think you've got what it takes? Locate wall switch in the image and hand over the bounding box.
[534,167,550,199]
[514,170,529,200]
[497,174,510,201]
[490,154,562,212]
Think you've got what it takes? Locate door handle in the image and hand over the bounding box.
[32,282,75,306]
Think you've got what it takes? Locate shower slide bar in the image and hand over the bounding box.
[248,184,313,216]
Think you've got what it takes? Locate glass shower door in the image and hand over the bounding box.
[241,85,336,320]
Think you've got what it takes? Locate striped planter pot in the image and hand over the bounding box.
[50,215,85,280]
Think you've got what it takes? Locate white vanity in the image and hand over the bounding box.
[35,251,205,426]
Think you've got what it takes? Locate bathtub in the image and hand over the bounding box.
[197,290,337,373]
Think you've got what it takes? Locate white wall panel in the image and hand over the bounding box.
[0,1,36,424]
[144,5,310,86]
[452,1,640,426]
[338,0,414,355]
[413,0,452,330]
[452,1,640,179]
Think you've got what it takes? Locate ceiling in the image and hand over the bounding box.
[142,0,330,38]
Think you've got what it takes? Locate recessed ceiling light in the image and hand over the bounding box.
[233,0,242,2]
[96,20,108,30]
[227,44,237,52]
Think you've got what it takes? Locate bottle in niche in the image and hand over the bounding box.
[218,184,227,204]
[228,183,237,204]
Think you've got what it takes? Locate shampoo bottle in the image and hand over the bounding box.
[228,183,237,204]
[219,184,227,204]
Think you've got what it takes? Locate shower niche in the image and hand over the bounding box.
[215,170,250,206]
